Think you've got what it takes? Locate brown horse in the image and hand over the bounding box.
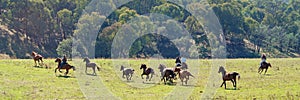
[173,67,194,85]
[140,64,155,81]
[258,62,272,74]
[55,58,75,75]
[31,51,43,66]
[218,66,240,89]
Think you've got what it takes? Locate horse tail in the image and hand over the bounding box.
[188,72,195,78]
[96,65,100,71]
[71,66,76,71]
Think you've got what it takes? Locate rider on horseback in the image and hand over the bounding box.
[59,56,68,69]
[260,53,267,68]
[175,56,181,67]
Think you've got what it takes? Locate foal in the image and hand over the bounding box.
[120,65,134,80]
[140,64,155,81]
[31,51,43,66]
[83,57,100,75]
[218,66,240,89]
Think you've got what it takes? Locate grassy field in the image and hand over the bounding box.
[0,58,300,99]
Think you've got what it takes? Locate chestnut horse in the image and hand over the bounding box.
[55,58,75,75]
[31,51,43,66]
[258,62,272,74]
[140,64,155,81]
[218,66,240,89]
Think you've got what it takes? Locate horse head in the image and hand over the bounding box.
[120,65,125,71]
[268,63,272,67]
[158,64,166,70]
[55,58,61,63]
[31,52,37,57]
[83,57,90,63]
[140,64,147,70]
[218,66,226,73]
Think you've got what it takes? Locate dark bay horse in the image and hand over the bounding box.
[140,64,155,81]
[31,51,43,66]
[55,58,75,75]
[218,66,240,89]
[258,62,272,74]
[159,64,178,85]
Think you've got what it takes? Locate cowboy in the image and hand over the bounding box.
[175,56,181,67]
[260,53,267,68]
[60,55,68,69]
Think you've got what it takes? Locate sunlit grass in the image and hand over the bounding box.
[0,58,299,99]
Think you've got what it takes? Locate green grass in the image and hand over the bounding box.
[0,58,300,99]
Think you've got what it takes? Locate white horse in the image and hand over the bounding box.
[83,57,100,75]
[120,65,134,80]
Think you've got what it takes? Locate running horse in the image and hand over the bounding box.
[258,62,272,74]
[140,64,155,81]
[159,64,178,85]
[218,66,240,89]
[31,51,43,66]
[55,58,75,75]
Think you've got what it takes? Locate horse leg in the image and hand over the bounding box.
[161,77,166,85]
[146,75,149,81]
[129,74,132,80]
[141,74,144,79]
[149,74,153,81]
[231,79,235,87]
[185,78,188,85]
[85,66,87,74]
[224,81,227,89]
[220,81,225,87]
[34,60,37,66]
[264,68,268,74]
[93,67,96,75]
[55,68,58,73]
[65,69,69,76]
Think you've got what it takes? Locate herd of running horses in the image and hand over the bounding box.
[31,51,272,89]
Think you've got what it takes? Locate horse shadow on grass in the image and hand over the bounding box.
[142,81,157,85]
[33,65,43,68]
[32,64,50,69]
[225,88,240,90]
[56,74,75,78]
